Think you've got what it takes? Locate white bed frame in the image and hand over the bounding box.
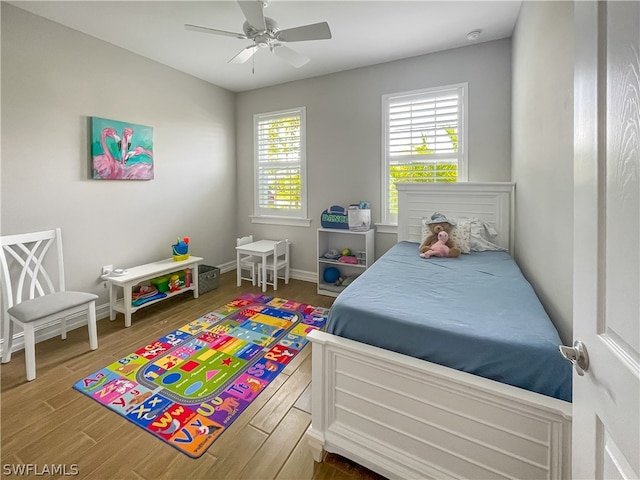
[306,182,572,480]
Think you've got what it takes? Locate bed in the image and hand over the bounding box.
[306,182,573,480]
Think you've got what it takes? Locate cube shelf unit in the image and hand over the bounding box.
[317,228,374,297]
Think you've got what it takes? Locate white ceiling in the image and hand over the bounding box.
[9,0,522,92]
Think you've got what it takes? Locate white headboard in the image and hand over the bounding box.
[396,182,515,253]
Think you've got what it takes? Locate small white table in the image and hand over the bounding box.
[235,240,278,292]
[107,256,203,327]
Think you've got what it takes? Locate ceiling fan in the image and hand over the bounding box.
[185,0,332,68]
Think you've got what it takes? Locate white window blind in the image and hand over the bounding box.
[382,84,467,224]
[254,108,307,219]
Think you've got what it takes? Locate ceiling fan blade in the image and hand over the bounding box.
[229,45,259,64]
[237,0,266,31]
[277,22,332,42]
[185,24,247,39]
[273,45,309,68]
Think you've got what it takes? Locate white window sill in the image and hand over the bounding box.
[375,223,398,234]
[250,216,312,227]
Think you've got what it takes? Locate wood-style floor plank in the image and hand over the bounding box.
[276,429,317,480]
[0,272,385,480]
[197,424,268,479]
[250,354,312,434]
[294,383,313,414]
[237,407,311,479]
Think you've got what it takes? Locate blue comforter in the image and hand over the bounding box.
[327,241,572,402]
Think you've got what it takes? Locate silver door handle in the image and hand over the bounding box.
[559,340,589,376]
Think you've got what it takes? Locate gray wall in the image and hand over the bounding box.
[236,39,513,273]
[1,4,237,305]
[512,1,574,344]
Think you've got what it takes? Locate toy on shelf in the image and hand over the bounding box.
[169,274,181,292]
[323,266,340,284]
[172,236,190,261]
[339,255,358,264]
[150,275,170,292]
[322,249,341,260]
[131,285,167,306]
[335,275,357,287]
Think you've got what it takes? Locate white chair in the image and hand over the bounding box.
[0,228,98,381]
[237,235,261,286]
[258,239,290,291]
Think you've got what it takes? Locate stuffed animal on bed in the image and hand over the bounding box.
[420,231,451,258]
[419,212,461,258]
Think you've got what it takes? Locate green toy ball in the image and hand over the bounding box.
[341,248,352,256]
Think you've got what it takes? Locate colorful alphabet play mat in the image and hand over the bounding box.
[73,294,328,458]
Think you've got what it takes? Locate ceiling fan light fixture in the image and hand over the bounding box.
[466,29,482,41]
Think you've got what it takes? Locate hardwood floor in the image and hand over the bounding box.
[0,272,387,480]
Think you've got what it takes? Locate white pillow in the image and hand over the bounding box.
[465,218,506,251]
[449,221,471,254]
[420,217,471,254]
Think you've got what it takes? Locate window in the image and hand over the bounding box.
[253,107,308,225]
[381,84,468,225]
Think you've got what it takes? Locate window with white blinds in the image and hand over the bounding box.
[254,107,307,220]
[382,84,468,224]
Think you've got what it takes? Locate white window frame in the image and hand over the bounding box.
[251,107,310,227]
[380,83,468,227]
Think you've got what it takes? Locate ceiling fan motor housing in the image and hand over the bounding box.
[243,17,279,37]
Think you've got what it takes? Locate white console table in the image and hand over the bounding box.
[107,256,203,327]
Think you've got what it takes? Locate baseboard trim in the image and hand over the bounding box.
[219,260,315,283]
[216,260,236,273]
[290,268,316,283]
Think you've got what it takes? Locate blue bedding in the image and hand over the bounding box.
[327,241,572,402]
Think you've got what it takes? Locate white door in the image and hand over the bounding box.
[573,1,640,479]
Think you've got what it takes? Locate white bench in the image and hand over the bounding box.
[107,256,203,327]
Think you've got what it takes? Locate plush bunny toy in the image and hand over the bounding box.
[420,231,451,258]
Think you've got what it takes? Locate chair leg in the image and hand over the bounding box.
[87,301,98,351]
[2,317,15,363]
[23,323,36,381]
[61,317,67,340]
[285,263,290,284]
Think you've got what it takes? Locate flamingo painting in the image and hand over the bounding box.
[92,127,122,179]
[91,117,154,180]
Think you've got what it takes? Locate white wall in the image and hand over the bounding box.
[512,1,574,344]
[236,39,513,273]
[1,4,237,305]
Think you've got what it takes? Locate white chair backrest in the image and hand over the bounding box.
[274,240,286,257]
[272,239,289,262]
[0,228,65,309]
[237,235,254,247]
